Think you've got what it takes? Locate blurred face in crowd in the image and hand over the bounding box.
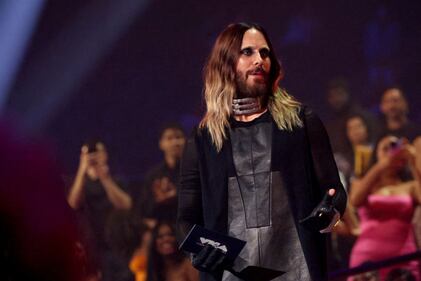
[235,28,271,98]
[380,88,408,119]
[327,87,349,112]
[155,224,177,256]
[159,128,185,160]
[346,116,369,146]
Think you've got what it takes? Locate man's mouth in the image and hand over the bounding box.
[247,68,267,78]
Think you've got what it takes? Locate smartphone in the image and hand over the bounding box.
[389,138,403,153]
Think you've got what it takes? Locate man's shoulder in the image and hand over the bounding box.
[406,121,421,137]
[189,125,214,144]
[278,103,310,116]
[398,121,421,141]
[298,104,319,122]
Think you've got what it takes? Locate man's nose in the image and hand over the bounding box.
[253,53,263,66]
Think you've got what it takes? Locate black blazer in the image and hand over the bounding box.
[177,106,347,281]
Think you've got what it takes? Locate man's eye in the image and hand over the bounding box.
[259,48,270,59]
[240,48,253,56]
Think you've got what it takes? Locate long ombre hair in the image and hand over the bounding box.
[200,22,303,151]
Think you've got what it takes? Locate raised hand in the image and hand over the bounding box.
[78,145,90,175]
[152,177,177,203]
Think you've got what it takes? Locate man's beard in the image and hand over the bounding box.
[235,70,270,99]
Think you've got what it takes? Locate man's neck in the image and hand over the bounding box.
[386,115,407,131]
[165,156,178,169]
[233,108,268,122]
[232,95,268,121]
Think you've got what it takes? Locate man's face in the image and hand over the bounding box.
[159,128,186,159]
[380,89,407,119]
[235,28,271,98]
[327,87,349,112]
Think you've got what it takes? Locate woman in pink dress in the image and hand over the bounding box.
[349,136,421,281]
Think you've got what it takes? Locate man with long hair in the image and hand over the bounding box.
[177,23,347,281]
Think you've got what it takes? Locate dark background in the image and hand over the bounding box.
[3,0,421,180]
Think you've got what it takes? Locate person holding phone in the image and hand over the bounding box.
[68,141,132,210]
[67,140,133,281]
[349,136,421,280]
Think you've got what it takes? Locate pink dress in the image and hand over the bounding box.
[349,195,420,280]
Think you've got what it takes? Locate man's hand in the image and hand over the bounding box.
[401,143,417,167]
[300,188,340,233]
[191,244,231,273]
[78,145,90,175]
[152,177,177,203]
[319,189,340,233]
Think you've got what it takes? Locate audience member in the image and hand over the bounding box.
[136,124,186,222]
[130,219,156,281]
[378,87,421,142]
[67,140,133,281]
[348,136,421,280]
[146,221,198,281]
[324,78,376,156]
[346,114,374,179]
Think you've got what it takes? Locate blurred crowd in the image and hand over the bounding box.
[64,81,421,281]
[1,80,420,281]
[65,123,197,281]
[323,80,421,281]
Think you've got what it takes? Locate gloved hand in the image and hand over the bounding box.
[300,189,340,233]
[191,244,232,273]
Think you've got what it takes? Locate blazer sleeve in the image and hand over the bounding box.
[303,106,347,216]
[176,131,204,243]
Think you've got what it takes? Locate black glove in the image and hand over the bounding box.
[300,190,340,233]
[191,244,232,273]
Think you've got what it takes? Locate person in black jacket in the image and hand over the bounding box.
[177,22,347,281]
[139,124,186,222]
